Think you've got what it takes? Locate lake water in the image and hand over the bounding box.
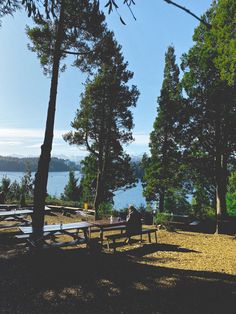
[0,171,146,209]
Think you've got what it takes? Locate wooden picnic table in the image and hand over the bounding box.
[0,209,33,228]
[18,221,93,249]
[92,219,127,245]
[0,206,52,228]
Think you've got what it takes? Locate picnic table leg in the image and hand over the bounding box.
[100,228,104,246]
[83,228,89,247]
[113,238,116,253]
[148,232,151,243]
[140,233,143,243]
[155,230,158,243]
[107,239,110,251]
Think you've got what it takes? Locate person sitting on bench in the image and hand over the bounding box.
[125,205,142,243]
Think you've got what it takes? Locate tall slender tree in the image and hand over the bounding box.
[26,0,107,244]
[63,32,139,218]
[142,46,183,212]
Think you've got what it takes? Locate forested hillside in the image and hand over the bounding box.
[0,156,80,172]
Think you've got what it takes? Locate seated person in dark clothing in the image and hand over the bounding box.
[126,205,142,238]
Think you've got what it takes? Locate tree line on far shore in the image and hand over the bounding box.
[0,156,80,172]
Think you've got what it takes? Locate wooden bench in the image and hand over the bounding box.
[105,228,158,253]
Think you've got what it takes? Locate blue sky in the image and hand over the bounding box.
[0,0,212,159]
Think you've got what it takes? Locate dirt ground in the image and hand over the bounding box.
[0,211,236,314]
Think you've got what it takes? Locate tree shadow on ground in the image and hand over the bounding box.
[115,242,200,257]
[1,246,235,314]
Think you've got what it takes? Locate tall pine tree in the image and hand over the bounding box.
[181,4,236,232]
[63,32,139,217]
[142,46,183,212]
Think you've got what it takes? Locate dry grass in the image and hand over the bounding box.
[0,211,236,314]
[123,230,236,276]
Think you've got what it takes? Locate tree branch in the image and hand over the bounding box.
[61,50,91,56]
[163,0,211,29]
[85,132,99,158]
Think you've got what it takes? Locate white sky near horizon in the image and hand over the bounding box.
[0,0,213,160]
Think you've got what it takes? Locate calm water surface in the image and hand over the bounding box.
[0,171,146,209]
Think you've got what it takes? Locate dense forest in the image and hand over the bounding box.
[0,156,80,172]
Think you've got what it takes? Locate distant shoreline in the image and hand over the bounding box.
[0,156,80,172]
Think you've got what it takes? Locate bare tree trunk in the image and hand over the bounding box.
[159,125,167,213]
[159,188,165,213]
[93,171,102,220]
[215,119,227,234]
[93,103,108,220]
[31,1,65,244]
[93,133,105,219]
[215,152,227,234]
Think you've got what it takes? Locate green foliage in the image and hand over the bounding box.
[226,171,236,216]
[164,189,191,214]
[8,180,21,201]
[209,0,236,86]
[61,170,81,201]
[78,155,97,204]
[18,167,34,205]
[45,195,82,208]
[0,176,11,196]
[0,168,34,204]
[190,183,215,218]
[97,202,113,219]
[142,46,184,212]
[20,167,34,198]
[64,31,139,209]
[181,4,236,217]
[200,206,216,220]
[26,0,107,75]
[154,212,173,227]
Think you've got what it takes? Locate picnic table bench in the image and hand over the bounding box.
[105,228,158,253]
[17,221,93,249]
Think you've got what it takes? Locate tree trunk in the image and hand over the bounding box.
[159,188,165,212]
[215,119,227,234]
[93,171,102,220]
[215,152,227,234]
[93,104,107,219]
[159,124,167,213]
[31,2,65,244]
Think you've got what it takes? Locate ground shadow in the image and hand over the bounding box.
[1,247,235,314]
[109,242,200,257]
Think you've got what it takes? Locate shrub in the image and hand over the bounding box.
[97,202,113,219]
[155,212,173,229]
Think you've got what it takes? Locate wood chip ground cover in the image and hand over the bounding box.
[0,212,235,313]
